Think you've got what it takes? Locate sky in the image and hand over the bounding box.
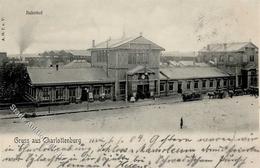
[0,0,259,55]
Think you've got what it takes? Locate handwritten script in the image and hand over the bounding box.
[1,133,259,168]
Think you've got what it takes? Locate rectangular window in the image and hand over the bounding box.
[250,55,254,62]
[104,86,111,95]
[128,53,132,64]
[209,80,214,87]
[43,88,49,100]
[32,88,36,98]
[194,81,199,89]
[97,50,107,62]
[56,88,63,100]
[69,88,76,97]
[129,51,148,64]
[169,82,174,91]
[202,80,206,88]
[243,55,248,62]
[230,80,234,86]
[224,80,227,87]
[93,87,100,96]
[160,83,165,92]
[187,81,191,90]
[219,55,224,62]
[229,55,234,62]
[217,79,220,88]
[120,82,125,95]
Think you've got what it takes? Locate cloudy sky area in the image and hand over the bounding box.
[0,0,259,54]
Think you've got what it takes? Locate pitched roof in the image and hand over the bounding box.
[89,35,165,50]
[27,67,113,85]
[200,42,258,52]
[160,67,229,80]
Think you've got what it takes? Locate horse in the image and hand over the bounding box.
[207,92,216,99]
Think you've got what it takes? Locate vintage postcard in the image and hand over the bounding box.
[0,0,259,167]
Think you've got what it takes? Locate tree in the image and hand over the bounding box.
[0,62,30,102]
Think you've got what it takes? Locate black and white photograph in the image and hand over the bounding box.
[0,0,259,167]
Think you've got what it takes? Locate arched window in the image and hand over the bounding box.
[228,55,234,62]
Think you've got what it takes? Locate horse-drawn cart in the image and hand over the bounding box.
[248,86,259,97]
[182,92,202,102]
[208,89,226,99]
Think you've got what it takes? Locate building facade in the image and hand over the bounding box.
[198,42,258,89]
[26,67,114,105]
[89,35,165,100]
[25,37,257,105]
[159,66,234,96]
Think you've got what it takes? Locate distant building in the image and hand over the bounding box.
[40,50,91,64]
[64,50,91,62]
[161,51,198,62]
[63,60,91,68]
[198,42,258,88]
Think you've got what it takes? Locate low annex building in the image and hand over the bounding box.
[26,66,114,105]
[159,66,233,96]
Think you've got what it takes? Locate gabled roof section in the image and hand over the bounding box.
[89,35,165,50]
[200,42,258,52]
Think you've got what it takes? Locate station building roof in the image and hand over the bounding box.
[27,67,114,86]
[160,66,230,80]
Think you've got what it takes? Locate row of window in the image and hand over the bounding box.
[28,87,36,98]
[96,50,108,63]
[207,55,255,63]
[128,52,149,64]
[160,79,232,92]
[41,86,111,100]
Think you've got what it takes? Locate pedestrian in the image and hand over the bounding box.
[180,117,183,129]
[229,90,234,98]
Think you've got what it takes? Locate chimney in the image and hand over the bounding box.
[139,32,143,36]
[207,45,210,51]
[223,43,227,51]
[56,64,59,71]
[92,40,95,48]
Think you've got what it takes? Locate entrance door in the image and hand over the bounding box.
[137,84,150,99]
[178,82,182,93]
[81,88,89,101]
[241,70,248,89]
[144,84,150,98]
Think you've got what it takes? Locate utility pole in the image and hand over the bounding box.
[106,38,110,77]
[125,73,128,103]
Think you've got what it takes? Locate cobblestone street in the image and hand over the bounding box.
[0,95,258,133]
